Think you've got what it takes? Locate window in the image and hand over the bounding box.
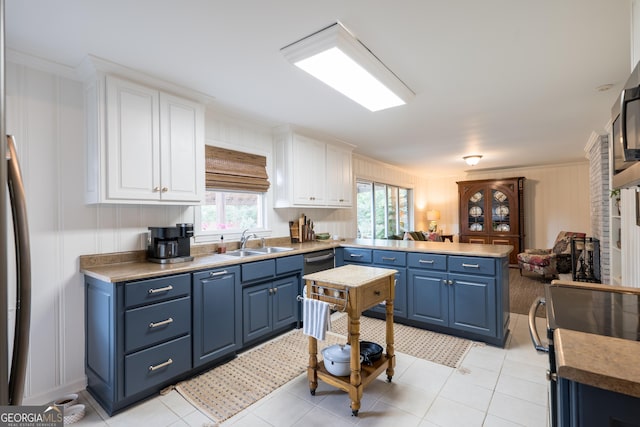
[196,145,269,240]
[199,190,264,232]
[357,180,411,239]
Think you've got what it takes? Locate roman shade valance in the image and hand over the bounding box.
[205,145,270,192]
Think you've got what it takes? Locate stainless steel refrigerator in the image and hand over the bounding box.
[1,0,31,406]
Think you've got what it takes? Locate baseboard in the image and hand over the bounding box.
[22,377,87,406]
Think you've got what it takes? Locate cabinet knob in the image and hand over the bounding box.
[153,186,161,192]
[161,187,169,192]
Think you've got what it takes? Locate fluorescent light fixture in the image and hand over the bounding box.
[281,22,414,112]
[463,155,482,166]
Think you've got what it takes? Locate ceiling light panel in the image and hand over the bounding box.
[282,22,414,112]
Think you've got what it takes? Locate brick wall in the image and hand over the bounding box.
[587,134,610,283]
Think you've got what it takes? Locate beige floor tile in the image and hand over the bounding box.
[439,373,494,412]
[104,397,180,427]
[353,400,423,427]
[378,381,437,418]
[292,406,357,427]
[250,392,315,427]
[424,396,486,427]
[488,392,548,427]
[393,357,453,394]
[483,414,526,426]
[500,359,547,386]
[495,374,548,406]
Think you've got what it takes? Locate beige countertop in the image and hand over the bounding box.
[340,238,512,258]
[303,264,397,288]
[555,328,640,399]
[80,237,512,283]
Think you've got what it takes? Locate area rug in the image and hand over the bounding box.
[330,314,474,369]
[508,267,547,317]
[174,319,474,423]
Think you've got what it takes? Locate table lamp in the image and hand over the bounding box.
[427,210,440,232]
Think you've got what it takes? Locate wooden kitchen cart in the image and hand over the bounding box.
[303,264,397,416]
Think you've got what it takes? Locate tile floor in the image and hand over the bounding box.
[74,313,550,427]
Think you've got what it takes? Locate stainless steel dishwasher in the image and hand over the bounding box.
[299,249,335,327]
[303,249,335,274]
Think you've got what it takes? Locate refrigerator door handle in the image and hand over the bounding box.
[6,135,31,405]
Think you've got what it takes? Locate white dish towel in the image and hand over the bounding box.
[302,297,331,341]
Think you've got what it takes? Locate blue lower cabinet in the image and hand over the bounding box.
[407,270,448,326]
[242,275,299,345]
[85,274,193,415]
[192,266,241,368]
[558,377,640,427]
[448,273,496,337]
[124,335,191,397]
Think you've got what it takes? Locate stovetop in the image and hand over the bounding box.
[545,284,640,342]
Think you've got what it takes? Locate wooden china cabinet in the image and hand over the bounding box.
[457,177,525,265]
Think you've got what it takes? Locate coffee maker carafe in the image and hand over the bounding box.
[147,223,194,264]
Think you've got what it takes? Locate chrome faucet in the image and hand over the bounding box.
[240,229,261,249]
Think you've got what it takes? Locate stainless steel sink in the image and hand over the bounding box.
[225,249,263,257]
[252,247,294,254]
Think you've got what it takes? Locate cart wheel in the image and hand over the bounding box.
[310,389,316,396]
[351,409,359,417]
[387,375,393,382]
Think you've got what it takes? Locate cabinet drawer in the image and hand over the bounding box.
[343,248,372,264]
[449,256,495,276]
[276,255,303,275]
[361,278,391,310]
[407,253,447,270]
[242,259,275,282]
[125,297,191,353]
[373,250,406,267]
[125,274,190,308]
[124,335,191,397]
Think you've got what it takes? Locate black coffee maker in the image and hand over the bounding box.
[147,223,194,264]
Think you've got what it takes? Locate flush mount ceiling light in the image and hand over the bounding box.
[463,155,482,166]
[281,22,414,112]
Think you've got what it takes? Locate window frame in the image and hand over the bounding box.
[356,178,413,239]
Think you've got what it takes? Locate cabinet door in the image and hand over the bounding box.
[159,93,204,203]
[292,134,326,205]
[407,270,448,326]
[106,75,160,201]
[242,281,272,344]
[448,273,496,337]
[192,267,241,367]
[326,143,353,207]
[272,276,299,330]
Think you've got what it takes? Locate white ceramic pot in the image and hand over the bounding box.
[322,344,359,376]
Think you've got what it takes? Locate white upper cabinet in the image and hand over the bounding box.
[85,72,204,204]
[273,127,354,208]
[325,143,353,207]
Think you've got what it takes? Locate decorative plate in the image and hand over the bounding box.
[494,205,509,217]
[469,192,483,203]
[469,206,483,217]
[470,223,483,231]
[494,191,507,202]
[496,223,510,232]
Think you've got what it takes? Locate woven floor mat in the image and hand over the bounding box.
[175,318,474,423]
[331,314,474,369]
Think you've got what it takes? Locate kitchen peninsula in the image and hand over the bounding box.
[81,238,512,414]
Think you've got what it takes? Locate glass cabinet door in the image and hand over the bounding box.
[491,190,511,232]
[467,190,484,232]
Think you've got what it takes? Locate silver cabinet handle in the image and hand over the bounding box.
[350,254,364,258]
[418,259,435,264]
[149,358,173,372]
[209,270,228,277]
[462,263,480,268]
[148,285,173,294]
[442,279,453,285]
[153,186,160,192]
[381,257,397,261]
[149,317,173,328]
[161,187,169,192]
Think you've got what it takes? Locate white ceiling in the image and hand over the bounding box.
[5,0,632,176]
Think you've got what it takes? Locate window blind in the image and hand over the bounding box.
[205,145,270,192]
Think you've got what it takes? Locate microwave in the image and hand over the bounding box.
[612,61,640,188]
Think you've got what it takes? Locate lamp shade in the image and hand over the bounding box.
[426,210,440,221]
